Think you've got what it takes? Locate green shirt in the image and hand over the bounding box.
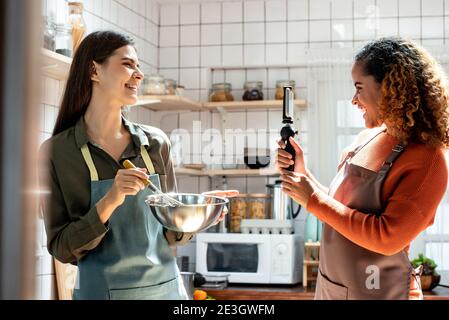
[38,116,190,264]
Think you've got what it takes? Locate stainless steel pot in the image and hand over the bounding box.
[266,180,301,220]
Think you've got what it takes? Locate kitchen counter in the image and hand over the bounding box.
[202,284,449,300]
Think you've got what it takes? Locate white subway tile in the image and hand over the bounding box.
[160,4,179,26]
[247,110,268,130]
[246,69,267,84]
[159,68,179,82]
[288,0,308,20]
[201,2,221,23]
[222,23,243,44]
[422,17,444,38]
[446,16,449,37]
[244,44,265,65]
[160,26,179,47]
[44,105,55,133]
[212,70,225,84]
[201,46,221,67]
[399,17,421,38]
[288,21,308,42]
[226,177,246,193]
[150,22,159,46]
[136,0,145,15]
[180,3,200,25]
[446,0,449,15]
[266,44,287,65]
[41,250,54,274]
[138,15,145,38]
[146,0,153,20]
[247,177,269,193]
[244,0,265,22]
[289,67,307,87]
[354,0,375,18]
[309,41,331,48]
[287,43,308,64]
[181,47,200,67]
[224,70,245,91]
[158,47,179,68]
[222,45,243,66]
[40,274,57,300]
[223,1,243,23]
[268,68,289,88]
[160,113,179,134]
[178,176,200,193]
[266,0,287,21]
[180,25,200,46]
[244,22,265,44]
[331,0,353,19]
[226,112,247,130]
[310,20,331,42]
[399,0,421,17]
[180,112,200,132]
[180,68,200,89]
[377,0,398,18]
[377,18,399,37]
[422,38,445,46]
[266,22,287,43]
[422,0,444,16]
[35,275,43,299]
[354,18,376,40]
[93,0,103,16]
[309,0,330,20]
[332,20,353,41]
[201,24,221,45]
[152,1,159,25]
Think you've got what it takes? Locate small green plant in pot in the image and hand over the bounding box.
[411,253,441,291]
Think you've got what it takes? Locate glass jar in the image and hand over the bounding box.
[68,2,86,54]
[55,23,72,57]
[246,194,271,219]
[275,80,296,100]
[143,74,166,95]
[229,194,247,232]
[165,79,177,95]
[43,15,56,51]
[242,81,264,101]
[209,83,234,102]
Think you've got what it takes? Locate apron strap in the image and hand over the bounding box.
[378,142,407,176]
[140,145,155,174]
[80,143,156,181]
[80,144,99,182]
[344,128,387,162]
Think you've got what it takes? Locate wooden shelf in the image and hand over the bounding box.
[136,96,307,112]
[133,95,203,111]
[40,48,72,80]
[175,167,279,177]
[203,99,307,110]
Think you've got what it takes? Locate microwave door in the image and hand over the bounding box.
[196,233,271,284]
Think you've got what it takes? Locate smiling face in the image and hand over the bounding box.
[351,61,383,128]
[91,45,144,106]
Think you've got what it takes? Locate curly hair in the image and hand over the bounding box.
[355,37,449,148]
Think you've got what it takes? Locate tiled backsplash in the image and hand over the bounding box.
[37,0,449,298]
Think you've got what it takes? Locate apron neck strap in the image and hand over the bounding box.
[80,144,99,182]
[80,144,156,182]
[140,145,155,174]
[345,128,387,162]
[378,142,407,175]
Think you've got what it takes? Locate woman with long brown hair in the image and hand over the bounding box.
[38,30,231,300]
[277,37,449,299]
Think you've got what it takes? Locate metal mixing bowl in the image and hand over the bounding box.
[145,193,228,233]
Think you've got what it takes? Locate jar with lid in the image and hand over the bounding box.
[43,15,56,51]
[143,74,166,95]
[229,194,247,232]
[209,83,234,102]
[165,79,177,95]
[55,23,72,57]
[68,2,86,54]
[246,194,271,219]
[275,80,296,100]
[242,81,264,101]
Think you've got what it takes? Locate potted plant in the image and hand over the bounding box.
[411,253,441,291]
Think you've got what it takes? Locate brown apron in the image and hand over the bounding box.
[315,129,419,300]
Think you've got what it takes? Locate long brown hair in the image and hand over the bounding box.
[52,31,134,136]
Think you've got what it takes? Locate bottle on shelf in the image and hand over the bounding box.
[67,1,86,55]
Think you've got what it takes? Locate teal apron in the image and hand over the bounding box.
[73,144,188,300]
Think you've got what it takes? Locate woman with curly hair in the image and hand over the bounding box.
[277,37,449,300]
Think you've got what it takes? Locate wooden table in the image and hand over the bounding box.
[203,284,449,300]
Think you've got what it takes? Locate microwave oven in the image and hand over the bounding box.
[196,233,303,284]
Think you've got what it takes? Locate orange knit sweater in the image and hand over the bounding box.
[306,129,448,299]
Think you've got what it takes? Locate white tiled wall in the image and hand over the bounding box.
[37,0,449,294]
[37,0,160,300]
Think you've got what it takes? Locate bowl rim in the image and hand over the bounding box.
[145,192,229,207]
